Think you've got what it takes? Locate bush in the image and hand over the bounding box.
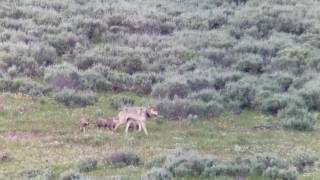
[118,55,145,74]
[260,94,303,115]
[131,73,154,94]
[145,155,167,169]
[0,78,47,96]
[205,158,250,177]
[278,105,316,131]
[152,80,190,99]
[19,169,53,180]
[299,83,320,111]
[30,43,57,67]
[53,89,97,107]
[163,148,217,177]
[291,152,318,173]
[142,168,173,180]
[188,89,223,103]
[80,70,112,91]
[156,98,223,119]
[44,63,81,90]
[236,54,263,74]
[59,170,81,180]
[104,152,141,167]
[144,148,307,179]
[250,153,298,180]
[110,96,135,110]
[77,158,98,172]
[223,80,256,109]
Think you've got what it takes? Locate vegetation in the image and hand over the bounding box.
[0,0,319,123]
[1,0,320,179]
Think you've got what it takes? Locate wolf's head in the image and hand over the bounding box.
[146,106,159,117]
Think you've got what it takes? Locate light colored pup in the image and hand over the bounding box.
[114,106,159,135]
[79,117,90,133]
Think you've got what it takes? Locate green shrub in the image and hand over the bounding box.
[211,71,243,90]
[80,70,112,91]
[19,169,53,180]
[53,89,97,107]
[0,78,47,96]
[131,73,154,94]
[104,152,141,167]
[145,155,167,169]
[278,105,316,131]
[118,55,145,74]
[188,89,223,103]
[291,152,318,173]
[186,77,209,91]
[59,170,81,180]
[209,158,251,177]
[156,98,223,119]
[299,82,320,111]
[163,148,217,177]
[77,158,98,172]
[223,79,256,109]
[30,43,57,67]
[260,94,303,115]
[142,168,173,180]
[236,54,263,74]
[44,63,81,90]
[110,96,135,110]
[152,80,190,99]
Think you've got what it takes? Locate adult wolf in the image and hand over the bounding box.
[114,106,158,135]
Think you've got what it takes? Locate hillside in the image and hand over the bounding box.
[1,0,320,179]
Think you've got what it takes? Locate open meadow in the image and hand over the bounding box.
[1,93,320,179]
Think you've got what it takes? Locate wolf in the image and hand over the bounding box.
[79,117,90,133]
[95,117,117,130]
[114,106,158,135]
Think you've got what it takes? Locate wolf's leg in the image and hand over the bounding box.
[138,121,142,132]
[125,121,131,136]
[141,122,148,135]
[114,119,124,131]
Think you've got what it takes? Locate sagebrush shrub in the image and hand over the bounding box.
[118,55,145,74]
[53,89,97,107]
[260,94,303,115]
[0,78,47,96]
[278,105,316,131]
[44,63,81,90]
[110,96,135,110]
[188,89,223,103]
[80,70,112,91]
[152,81,190,99]
[77,158,98,172]
[164,148,217,177]
[104,152,141,167]
[291,152,318,173]
[19,169,53,180]
[236,54,263,74]
[206,158,251,177]
[299,83,320,111]
[223,80,256,109]
[142,168,173,180]
[59,170,81,180]
[156,98,223,119]
[145,155,167,169]
[30,43,57,67]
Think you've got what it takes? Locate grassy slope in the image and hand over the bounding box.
[0,92,320,179]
